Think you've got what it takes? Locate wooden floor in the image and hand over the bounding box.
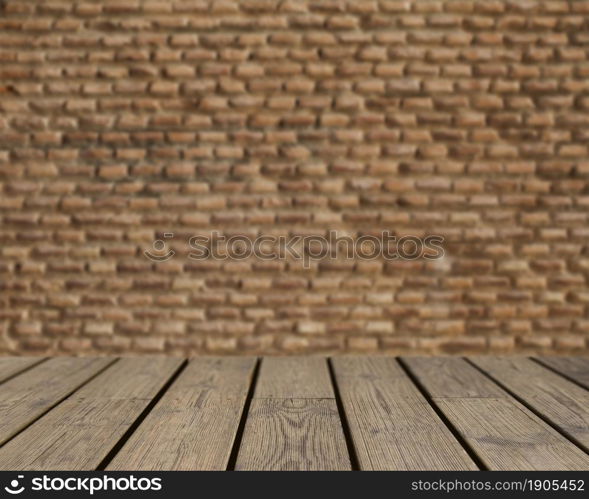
[0,356,587,471]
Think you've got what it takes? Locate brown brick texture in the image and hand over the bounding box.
[1,0,589,355]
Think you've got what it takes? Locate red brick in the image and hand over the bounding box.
[0,0,585,355]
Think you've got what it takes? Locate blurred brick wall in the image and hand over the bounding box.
[1,0,588,355]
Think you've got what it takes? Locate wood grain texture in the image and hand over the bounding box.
[235,357,351,470]
[0,357,114,446]
[0,358,182,470]
[253,356,334,399]
[107,357,256,471]
[403,357,589,470]
[0,358,45,384]
[402,357,505,398]
[0,355,586,471]
[470,357,589,452]
[332,357,477,470]
[535,357,589,390]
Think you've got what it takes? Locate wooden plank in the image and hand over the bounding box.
[403,357,589,470]
[0,357,113,446]
[332,357,477,470]
[469,357,589,452]
[0,358,182,470]
[0,358,45,384]
[404,356,505,398]
[107,357,255,471]
[253,356,334,399]
[535,357,589,390]
[235,357,351,471]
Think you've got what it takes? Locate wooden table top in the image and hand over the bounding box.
[0,356,587,471]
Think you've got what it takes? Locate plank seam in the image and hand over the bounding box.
[327,358,360,471]
[465,357,589,456]
[0,357,119,449]
[95,358,189,471]
[226,357,261,471]
[530,358,589,392]
[397,357,487,471]
[0,358,48,387]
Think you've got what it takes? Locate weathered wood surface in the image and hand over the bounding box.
[332,357,477,470]
[235,357,351,471]
[107,357,256,471]
[0,356,586,471]
[403,357,589,471]
[0,358,45,384]
[535,357,589,390]
[470,357,589,452]
[0,358,182,470]
[0,357,114,446]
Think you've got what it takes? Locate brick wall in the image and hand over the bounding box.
[1,0,588,355]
